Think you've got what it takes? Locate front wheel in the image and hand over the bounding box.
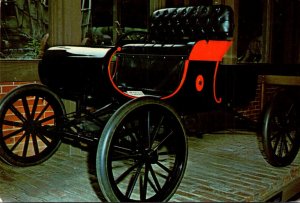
[96,97,188,202]
[258,89,300,167]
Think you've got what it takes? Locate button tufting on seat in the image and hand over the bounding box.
[149,5,234,43]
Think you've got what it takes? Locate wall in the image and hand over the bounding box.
[235,76,279,124]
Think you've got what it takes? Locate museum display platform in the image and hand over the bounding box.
[0,130,299,202]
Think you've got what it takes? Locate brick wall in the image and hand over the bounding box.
[235,76,280,123]
[0,82,30,99]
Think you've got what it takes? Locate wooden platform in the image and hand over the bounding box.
[0,130,299,202]
[173,131,300,202]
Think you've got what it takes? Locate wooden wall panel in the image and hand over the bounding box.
[48,0,82,46]
[0,60,39,82]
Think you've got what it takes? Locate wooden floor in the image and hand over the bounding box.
[0,130,300,202]
[172,131,300,202]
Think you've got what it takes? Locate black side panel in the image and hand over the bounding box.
[169,61,258,112]
[168,61,216,111]
[217,65,258,107]
[114,54,185,95]
[38,46,115,105]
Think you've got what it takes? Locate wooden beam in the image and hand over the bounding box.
[48,0,82,46]
[26,0,34,36]
[263,75,300,86]
[113,0,121,44]
[262,0,273,63]
[0,60,40,82]
[150,0,166,14]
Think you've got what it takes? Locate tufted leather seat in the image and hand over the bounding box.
[119,5,234,55]
[149,5,234,43]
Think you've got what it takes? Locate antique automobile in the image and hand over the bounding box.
[0,4,299,202]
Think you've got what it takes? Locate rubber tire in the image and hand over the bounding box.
[96,96,188,202]
[258,89,300,167]
[0,84,65,166]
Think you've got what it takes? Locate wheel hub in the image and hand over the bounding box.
[24,120,40,134]
[143,149,158,164]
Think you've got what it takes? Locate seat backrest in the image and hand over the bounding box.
[149,5,234,43]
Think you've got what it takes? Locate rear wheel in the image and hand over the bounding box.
[258,90,300,167]
[96,97,188,202]
[0,84,65,166]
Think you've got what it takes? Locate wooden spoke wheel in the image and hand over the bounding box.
[258,90,300,167]
[0,84,65,166]
[96,97,188,202]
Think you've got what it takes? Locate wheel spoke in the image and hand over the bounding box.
[35,103,50,121]
[3,128,25,141]
[9,105,27,123]
[271,118,281,132]
[277,136,284,158]
[272,133,281,154]
[157,151,169,156]
[135,117,147,150]
[137,110,155,151]
[10,132,26,152]
[151,115,164,147]
[112,145,141,161]
[31,133,40,155]
[286,103,295,117]
[22,97,31,120]
[31,96,40,119]
[125,163,144,199]
[285,132,295,144]
[117,125,140,151]
[3,120,23,128]
[22,132,30,157]
[36,132,51,147]
[114,145,134,154]
[38,114,56,125]
[113,154,141,161]
[146,111,151,149]
[141,163,150,201]
[156,161,172,174]
[149,163,162,191]
[283,136,290,155]
[37,125,57,139]
[270,131,281,142]
[115,160,142,185]
[153,130,173,151]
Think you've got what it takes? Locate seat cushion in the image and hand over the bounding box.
[149,5,234,43]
